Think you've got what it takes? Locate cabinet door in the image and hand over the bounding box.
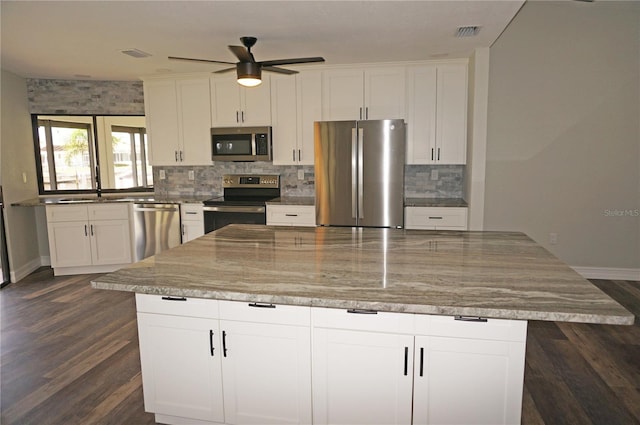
[271,74,298,165]
[182,220,205,243]
[137,313,225,423]
[322,69,364,121]
[211,75,243,126]
[364,67,406,120]
[296,70,322,165]
[48,221,92,268]
[90,219,132,265]
[405,66,437,164]
[312,328,413,425]
[220,320,312,424]
[436,65,467,164]
[242,75,272,126]
[144,79,179,166]
[413,335,525,425]
[177,77,212,165]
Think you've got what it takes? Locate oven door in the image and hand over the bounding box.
[203,205,266,233]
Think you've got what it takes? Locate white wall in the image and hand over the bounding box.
[1,70,43,281]
[485,1,640,278]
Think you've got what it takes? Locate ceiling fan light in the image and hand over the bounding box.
[237,62,262,87]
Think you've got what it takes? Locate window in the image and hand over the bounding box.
[33,115,153,194]
[110,126,153,188]
[38,119,96,191]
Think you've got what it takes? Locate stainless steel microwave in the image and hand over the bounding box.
[211,126,272,162]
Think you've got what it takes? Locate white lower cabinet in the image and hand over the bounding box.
[46,204,132,275]
[136,295,527,425]
[137,313,225,424]
[136,295,311,425]
[311,307,527,425]
[312,328,414,425]
[266,205,316,227]
[181,203,205,243]
[404,207,468,230]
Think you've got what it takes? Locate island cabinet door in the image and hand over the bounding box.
[312,328,414,425]
[137,313,225,423]
[412,335,526,425]
[218,320,312,424]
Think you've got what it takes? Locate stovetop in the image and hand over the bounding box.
[203,195,279,206]
[203,174,281,206]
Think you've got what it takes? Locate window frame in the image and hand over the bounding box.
[31,114,153,196]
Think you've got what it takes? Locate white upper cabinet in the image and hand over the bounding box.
[144,76,211,166]
[271,71,322,165]
[210,74,271,126]
[406,63,467,164]
[322,67,406,121]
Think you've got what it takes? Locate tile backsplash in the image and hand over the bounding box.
[154,163,463,199]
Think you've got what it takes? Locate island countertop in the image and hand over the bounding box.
[91,224,634,325]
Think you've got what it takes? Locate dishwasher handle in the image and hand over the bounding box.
[134,204,179,212]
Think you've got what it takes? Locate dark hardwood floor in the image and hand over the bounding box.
[1,269,638,424]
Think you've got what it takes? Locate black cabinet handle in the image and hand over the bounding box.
[347,309,378,315]
[285,214,298,217]
[454,316,488,323]
[248,302,276,309]
[403,347,409,376]
[236,111,239,123]
[222,330,228,357]
[419,347,424,377]
[84,225,88,236]
[428,216,443,220]
[161,296,187,301]
[90,224,94,236]
[209,330,215,356]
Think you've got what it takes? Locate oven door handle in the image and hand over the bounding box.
[203,206,266,213]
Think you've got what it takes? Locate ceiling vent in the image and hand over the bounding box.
[121,48,152,58]
[456,26,481,37]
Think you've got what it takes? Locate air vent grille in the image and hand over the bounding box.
[456,26,481,37]
[121,48,152,58]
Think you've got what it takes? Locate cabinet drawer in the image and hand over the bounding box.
[180,204,204,221]
[219,299,310,326]
[312,307,415,334]
[404,207,467,230]
[46,205,89,222]
[88,204,130,221]
[414,314,527,342]
[267,205,316,227]
[135,293,219,319]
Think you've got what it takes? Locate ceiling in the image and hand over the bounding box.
[1,1,525,81]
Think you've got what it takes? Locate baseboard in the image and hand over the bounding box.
[10,257,44,283]
[572,266,640,281]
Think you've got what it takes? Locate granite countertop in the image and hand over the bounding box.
[404,198,468,207]
[267,197,315,206]
[13,194,210,207]
[91,224,633,325]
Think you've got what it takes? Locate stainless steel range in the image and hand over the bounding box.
[203,174,280,233]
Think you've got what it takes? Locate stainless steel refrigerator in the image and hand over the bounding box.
[314,119,406,228]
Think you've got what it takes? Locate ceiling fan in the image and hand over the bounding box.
[169,36,325,87]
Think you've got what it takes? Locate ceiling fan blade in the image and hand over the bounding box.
[213,67,237,74]
[168,56,235,65]
[260,57,325,67]
[263,66,298,75]
[229,45,254,63]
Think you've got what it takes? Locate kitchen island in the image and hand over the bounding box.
[92,224,633,425]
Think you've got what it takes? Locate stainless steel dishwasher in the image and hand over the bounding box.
[133,203,181,261]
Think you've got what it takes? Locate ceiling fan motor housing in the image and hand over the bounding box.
[237,61,261,80]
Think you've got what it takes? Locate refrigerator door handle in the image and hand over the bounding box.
[358,127,364,219]
[351,128,358,219]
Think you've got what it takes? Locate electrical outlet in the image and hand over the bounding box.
[549,233,558,245]
[430,169,439,180]
[188,170,195,181]
[159,170,166,180]
[298,169,305,180]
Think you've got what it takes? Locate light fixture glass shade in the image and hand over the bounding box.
[237,62,262,87]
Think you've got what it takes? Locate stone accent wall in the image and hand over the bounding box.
[26,79,144,115]
[154,163,463,199]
